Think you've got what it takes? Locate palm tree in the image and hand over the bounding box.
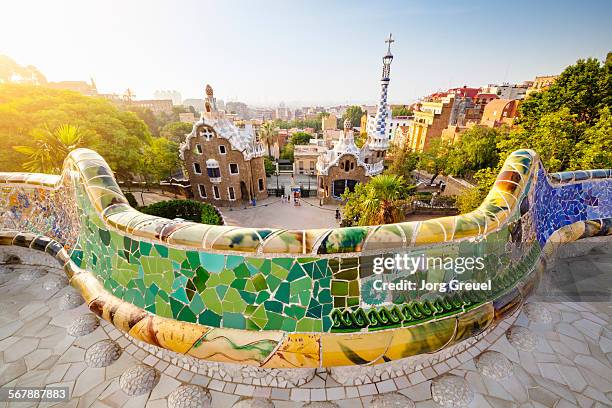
[13,124,83,173]
[342,174,414,226]
[258,122,278,159]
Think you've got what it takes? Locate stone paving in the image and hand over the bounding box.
[0,248,611,407]
[220,198,339,230]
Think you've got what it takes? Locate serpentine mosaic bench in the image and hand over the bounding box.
[0,148,610,369]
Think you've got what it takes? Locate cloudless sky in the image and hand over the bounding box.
[2,0,611,106]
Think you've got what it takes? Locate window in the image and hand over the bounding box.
[207,167,221,178]
[310,161,315,170]
[213,185,220,199]
[219,145,226,154]
[195,144,203,154]
[229,163,239,174]
[350,162,355,170]
[198,184,207,198]
[206,159,221,181]
[258,178,264,191]
[193,162,202,174]
[228,187,236,200]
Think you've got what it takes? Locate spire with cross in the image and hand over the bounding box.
[385,33,394,54]
[381,33,394,80]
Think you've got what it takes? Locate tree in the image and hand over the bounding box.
[13,124,83,173]
[342,106,364,128]
[569,107,612,170]
[416,139,451,184]
[455,167,498,214]
[160,122,192,143]
[445,126,502,177]
[392,106,413,117]
[280,143,294,162]
[141,137,180,183]
[128,107,161,136]
[385,144,418,180]
[498,108,580,172]
[341,174,415,226]
[0,84,152,179]
[290,131,311,145]
[258,122,278,159]
[264,157,276,177]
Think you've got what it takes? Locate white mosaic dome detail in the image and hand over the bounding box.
[67,313,99,336]
[506,326,538,352]
[85,340,121,367]
[119,364,160,396]
[168,385,212,408]
[60,290,84,310]
[231,397,275,408]
[431,374,474,408]
[369,392,415,407]
[475,351,514,380]
[523,302,553,324]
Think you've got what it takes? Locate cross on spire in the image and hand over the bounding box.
[385,33,394,53]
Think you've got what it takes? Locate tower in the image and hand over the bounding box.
[204,84,217,113]
[368,33,394,150]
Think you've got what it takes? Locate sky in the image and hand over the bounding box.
[2,0,611,107]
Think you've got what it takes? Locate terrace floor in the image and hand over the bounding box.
[0,246,611,408]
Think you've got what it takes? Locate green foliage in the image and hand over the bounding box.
[569,107,612,170]
[159,121,192,143]
[341,105,364,128]
[385,144,419,180]
[290,131,311,145]
[280,143,294,162]
[455,168,498,214]
[141,137,180,182]
[264,157,276,177]
[416,139,452,183]
[392,106,413,117]
[0,84,152,179]
[139,199,222,225]
[13,124,83,173]
[272,118,321,132]
[445,126,503,177]
[123,192,139,208]
[341,174,416,226]
[505,54,611,171]
[258,122,278,158]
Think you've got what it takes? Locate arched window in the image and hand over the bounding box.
[206,159,221,182]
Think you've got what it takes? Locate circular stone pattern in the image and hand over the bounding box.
[302,403,340,408]
[119,364,160,396]
[232,398,275,408]
[506,326,538,352]
[68,313,100,336]
[523,302,552,324]
[19,268,47,281]
[369,393,415,408]
[168,385,211,408]
[43,275,68,290]
[85,340,122,368]
[475,351,514,380]
[431,374,474,408]
[60,290,85,310]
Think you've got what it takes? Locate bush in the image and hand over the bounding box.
[139,199,223,225]
[123,192,139,208]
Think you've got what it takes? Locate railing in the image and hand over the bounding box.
[0,148,610,369]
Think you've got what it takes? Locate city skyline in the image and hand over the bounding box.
[2,0,611,106]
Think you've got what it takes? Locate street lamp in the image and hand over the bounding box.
[274,162,280,197]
